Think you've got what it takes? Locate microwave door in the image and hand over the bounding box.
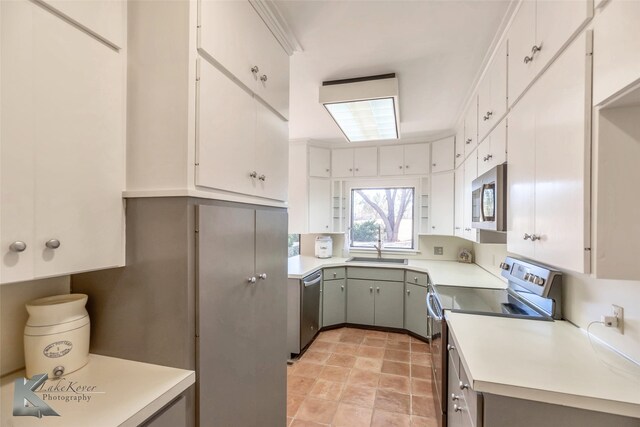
[481,183,496,222]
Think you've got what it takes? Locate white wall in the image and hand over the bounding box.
[0,277,70,376]
[474,243,640,364]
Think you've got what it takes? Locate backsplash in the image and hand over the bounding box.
[300,233,472,261]
[0,277,70,376]
[474,243,640,364]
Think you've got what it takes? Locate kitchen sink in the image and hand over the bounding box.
[346,257,408,264]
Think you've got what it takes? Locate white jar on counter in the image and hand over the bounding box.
[24,294,90,379]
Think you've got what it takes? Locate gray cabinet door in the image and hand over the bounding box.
[322,279,346,326]
[254,209,288,426]
[404,283,429,338]
[347,279,375,325]
[374,281,404,328]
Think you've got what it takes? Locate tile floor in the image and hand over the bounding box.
[287,327,437,427]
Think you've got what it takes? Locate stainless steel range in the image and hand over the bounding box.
[426,257,563,427]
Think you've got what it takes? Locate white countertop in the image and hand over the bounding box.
[288,256,507,289]
[446,312,640,418]
[1,354,195,426]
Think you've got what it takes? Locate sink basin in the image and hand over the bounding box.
[346,257,408,265]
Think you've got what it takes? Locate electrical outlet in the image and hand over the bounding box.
[612,304,624,334]
[434,246,443,256]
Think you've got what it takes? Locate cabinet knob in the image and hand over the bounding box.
[349,168,353,172]
[454,403,463,412]
[524,55,533,64]
[531,44,542,55]
[333,272,337,278]
[45,239,61,249]
[370,287,373,292]
[406,289,410,295]
[247,276,257,284]
[405,165,409,169]
[341,285,344,290]
[414,277,418,282]
[249,171,258,178]
[376,287,380,292]
[250,65,259,74]
[355,168,359,172]
[456,154,461,158]
[432,226,436,229]
[9,241,27,252]
[258,273,267,280]
[447,344,455,352]
[483,114,489,121]
[487,154,493,160]
[258,174,266,181]
[260,74,268,82]
[523,233,532,240]
[451,393,460,401]
[465,138,472,144]
[399,165,403,169]
[531,234,541,241]
[487,111,493,118]
[459,381,469,390]
[326,168,330,172]
[432,163,436,167]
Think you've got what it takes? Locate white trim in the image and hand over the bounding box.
[249,0,303,56]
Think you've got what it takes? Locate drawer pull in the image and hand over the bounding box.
[447,344,455,352]
[451,393,460,401]
[459,381,469,391]
[454,403,463,412]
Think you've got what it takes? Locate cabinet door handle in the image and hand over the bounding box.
[414,277,418,282]
[247,276,257,284]
[399,165,403,169]
[258,174,266,181]
[432,163,436,167]
[341,285,344,290]
[465,138,472,144]
[406,289,411,295]
[369,287,373,292]
[483,114,489,121]
[451,393,460,401]
[456,153,461,158]
[355,168,359,172]
[250,65,259,74]
[524,55,533,64]
[524,233,532,240]
[447,344,455,351]
[45,239,61,249]
[258,273,267,280]
[260,74,268,82]
[9,241,27,252]
[405,165,409,169]
[349,168,353,172]
[326,168,330,172]
[376,287,380,293]
[249,171,258,178]
[531,44,542,55]
[531,234,541,241]
[459,381,469,390]
[454,403,463,412]
[333,272,337,278]
[486,154,493,160]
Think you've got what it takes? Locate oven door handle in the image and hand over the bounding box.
[426,291,443,321]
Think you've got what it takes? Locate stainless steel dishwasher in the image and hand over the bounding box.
[300,270,322,351]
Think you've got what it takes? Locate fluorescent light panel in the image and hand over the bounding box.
[324,98,398,142]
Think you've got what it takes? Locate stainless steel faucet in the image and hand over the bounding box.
[374,225,382,259]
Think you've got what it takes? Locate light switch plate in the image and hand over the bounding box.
[434,247,444,256]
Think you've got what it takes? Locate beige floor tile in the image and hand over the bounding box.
[410,352,431,366]
[374,389,411,414]
[387,333,411,343]
[378,374,411,394]
[353,357,383,372]
[287,393,306,418]
[365,330,388,339]
[310,340,336,353]
[411,395,436,417]
[317,331,342,343]
[319,365,351,383]
[333,342,360,356]
[411,343,430,353]
[410,378,433,397]
[386,341,411,351]
[288,375,317,395]
[362,337,387,348]
[301,350,331,364]
[348,369,381,388]
[339,334,364,344]
[293,362,325,378]
[371,409,411,427]
[381,360,411,377]
[333,403,373,427]
[357,345,386,359]
[340,384,377,408]
[411,415,438,427]
[296,398,339,424]
[326,353,357,368]
[308,379,344,401]
[411,365,431,380]
[384,349,411,363]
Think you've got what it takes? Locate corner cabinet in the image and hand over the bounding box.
[346,268,404,329]
[1,0,125,284]
[125,0,289,206]
[322,268,346,327]
[430,172,455,236]
[507,33,592,273]
[332,147,378,178]
[404,281,429,339]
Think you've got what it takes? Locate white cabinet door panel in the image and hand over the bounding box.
[308,178,331,233]
[507,0,536,107]
[430,172,454,236]
[354,147,378,177]
[477,73,492,142]
[197,60,257,196]
[477,138,492,178]
[404,143,430,175]
[533,33,591,273]
[379,145,404,176]
[454,167,464,238]
[490,41,508,125]
[332,148,355,178]
[455,129,465,168]
[431,138,454,173]
[255,101,288,202]
[463,151,478,242]
[309,146,331,178]
[464,96,478,158]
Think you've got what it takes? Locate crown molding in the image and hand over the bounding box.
[250,0,303,56]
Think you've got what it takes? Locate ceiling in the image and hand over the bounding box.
[275,0,512,144]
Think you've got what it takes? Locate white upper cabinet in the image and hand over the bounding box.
[431,137,455,174]
[477,118,507,177]
[1,0,125,284]
[332,147,378,178]
[255,101,289,201]
[508,0,592,107]
[309,146,331,178]
[308,178,332,233]
[429,171,455,236]
[593,0,640,105]
[199,0,289,118]
[455,127,465,168]
[462,149,478,242]
[380,144,429,176]
[478,41,508,142]
[464,95,479,158]
[508,33,592,273]
[454,166,464,238]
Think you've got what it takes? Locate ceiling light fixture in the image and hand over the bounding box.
[319,73,400,142]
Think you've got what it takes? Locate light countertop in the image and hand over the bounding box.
[288,256,507,289]
[446,312,640,418]
[1,354,195,426]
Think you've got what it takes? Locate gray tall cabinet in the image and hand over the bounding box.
[72,198,288,427]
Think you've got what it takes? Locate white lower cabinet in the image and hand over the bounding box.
[1,0,125,284]
[197,60,288,202]
[507,33,592,273]
[430,172,455,236]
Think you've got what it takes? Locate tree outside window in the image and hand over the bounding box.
[350,187,414,249]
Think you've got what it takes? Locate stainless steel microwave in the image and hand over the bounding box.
[472,164,507,231]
